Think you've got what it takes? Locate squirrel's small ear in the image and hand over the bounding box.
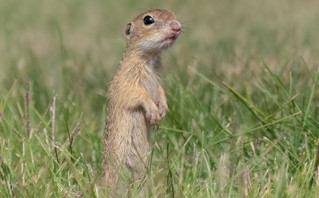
[125,23,132,38]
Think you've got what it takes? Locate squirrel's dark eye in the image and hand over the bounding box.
[143,15,154,25]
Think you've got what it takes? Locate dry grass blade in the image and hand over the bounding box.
[24,84,30,137]
[66,113,83,152]
[241,168,250,198]
[51,95,59,163]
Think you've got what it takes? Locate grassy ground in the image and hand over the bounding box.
[1,0,319,197]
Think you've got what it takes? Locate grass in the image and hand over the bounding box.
[1,0,319,197]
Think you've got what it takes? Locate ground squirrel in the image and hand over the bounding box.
[101,9,181,191]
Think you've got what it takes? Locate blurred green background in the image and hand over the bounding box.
[2,0,319,96]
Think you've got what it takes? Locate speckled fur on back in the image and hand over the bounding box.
[101,9,181,193]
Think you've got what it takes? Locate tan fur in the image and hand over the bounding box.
[101,9,181,193]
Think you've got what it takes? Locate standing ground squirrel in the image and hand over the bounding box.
[101,9,181,191]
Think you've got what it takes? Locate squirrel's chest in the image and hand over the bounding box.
[141,69,161,101]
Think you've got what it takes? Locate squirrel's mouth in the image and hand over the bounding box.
[166,35,178,40]
[163,32,181,42]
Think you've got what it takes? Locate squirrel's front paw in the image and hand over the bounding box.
[156,99,168,119]
[145,103,160,126]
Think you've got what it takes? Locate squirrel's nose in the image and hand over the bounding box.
[170,21,181,32]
